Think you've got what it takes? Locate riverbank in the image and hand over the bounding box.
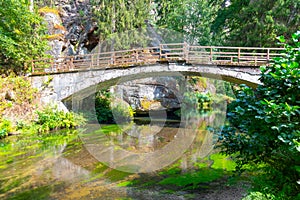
[0,75,85,138]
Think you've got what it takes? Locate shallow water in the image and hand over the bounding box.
[0,112,241,200]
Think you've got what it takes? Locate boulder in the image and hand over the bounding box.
[111,77,183,114]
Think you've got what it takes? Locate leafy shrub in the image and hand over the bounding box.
[35,106,86,133]
[111,99,134,124]
[0,1,48,73]
[183,91,212,109]
[95,90,113,123]
[95,90,134,124]
[0,118,13,138]
[217,32,300,198]
[0,75,38,116]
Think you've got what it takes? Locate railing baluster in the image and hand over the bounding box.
[210,47,213,62]
[183,42,189,62]
[159,44,163,59]
[238,48,241,63]
[31,60,34,73]
[267,48,270,65]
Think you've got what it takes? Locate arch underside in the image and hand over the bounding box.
[63,63,260,104]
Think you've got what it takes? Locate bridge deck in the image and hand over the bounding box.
[31,43,283,75]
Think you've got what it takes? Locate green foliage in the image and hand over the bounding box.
[34,106,86,133]
[0,118,13,138]
[91,0,151,43]
[242,191,276,200]
[0,75,38,130]
[212,0,300,47]
[0,75,36,106]
[111,99,134,124]
[154,0,221,45]
[95,90,113,123]
[95,90,134,124]
[0,0,48,73]
[217,32,300,198]
[183,91,212,110]
[210,154,237,171]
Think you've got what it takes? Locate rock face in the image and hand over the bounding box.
[40,10,67,58]
[57,0,98,56]
[40,0,98,57]
[111,77,184,114]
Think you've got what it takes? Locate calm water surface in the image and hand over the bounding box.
[0,112,238,200]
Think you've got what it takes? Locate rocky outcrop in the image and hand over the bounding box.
[40,0,98,57]
[39,8,67,58]
[58,0,98,55]
[56,0,98,56]
[112,77,184,114]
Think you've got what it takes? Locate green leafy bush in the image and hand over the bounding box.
[0,118,13,138]
[0,75,37,115]
[217,32,300,199]
[35,106,86,133]
[0,0,48,73]
[111,99,134,124]
[95,90,134,124]
[183,91,212,109]
[95,90,113,123]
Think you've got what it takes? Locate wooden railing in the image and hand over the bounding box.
[31,43,284,74]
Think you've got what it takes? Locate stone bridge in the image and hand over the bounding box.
[31,63,261,108]
[29,43,282,109]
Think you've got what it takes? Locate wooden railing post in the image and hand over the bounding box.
[159,44,163,59]
[238,48,241,63]
[112,52,115,65]
[267,48,270,65]
[183,42,189,62]
[90,55,93,68]
[31,60,34,73]
[70,56,74,70]
[135,49,139,63]
[210,47,213,62]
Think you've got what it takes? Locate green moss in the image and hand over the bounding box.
[104,169,132,182]
[210,153,237,171]
[158,162,181,175]
[159,168,224,189]
[7,185,52,200]
[117,181,133,187]
[194,162,209,169]
[99,124,122,135]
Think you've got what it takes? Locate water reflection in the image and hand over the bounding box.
[0,112,234,200]
[80,109,220,173]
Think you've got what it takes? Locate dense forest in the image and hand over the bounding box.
[0,1,299,199]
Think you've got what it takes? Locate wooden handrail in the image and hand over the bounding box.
[30,43,285,75]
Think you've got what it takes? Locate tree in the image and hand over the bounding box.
[217,32,300,199]
[91,0,151,47]
[212,0,300,47]
[154,0,221,45]
[0,0,48,74]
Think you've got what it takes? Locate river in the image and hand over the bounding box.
[0,112,247,200]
